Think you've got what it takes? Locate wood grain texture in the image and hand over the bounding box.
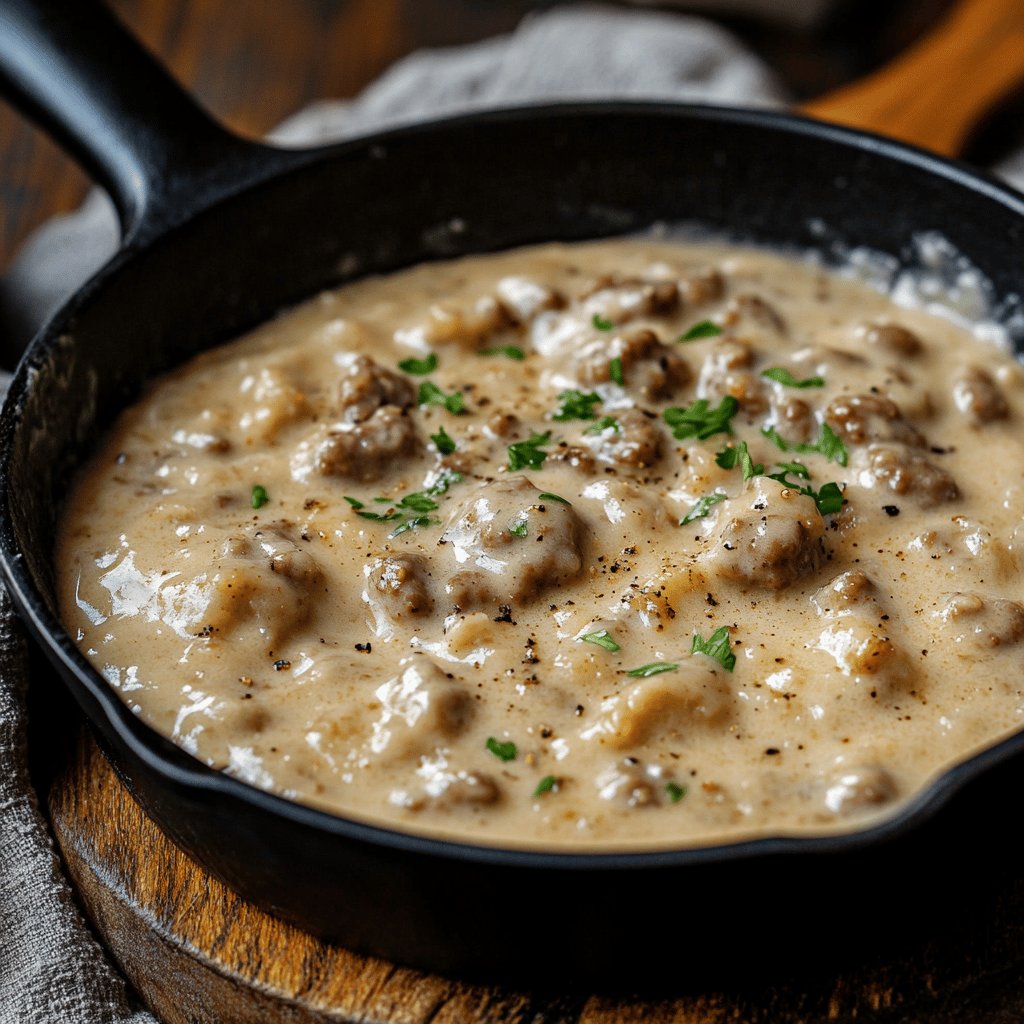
[48,727,1024,1024]
[0,0,967,273]
[0,0,533,271]
[801,0,1024,155]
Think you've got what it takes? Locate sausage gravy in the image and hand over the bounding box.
[57,240,1024,849]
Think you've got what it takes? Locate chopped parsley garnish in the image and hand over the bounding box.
[757,447,845,515]
[807,481,844,516]
[691,626,736,672]
[398,353,437,375]
[626,661,679,677]
[486,737,517,762]
[680,492,728,525]
[663,396,739,441]
[251,484,269,510]
[579,629,620,653]
[425,468,462,496]
[609,357,624,386]
[533,775,557,796]
[418,380,466,415]
[553,389,602,421]
[508,515,529,538]
[430,425,456,455]
[666,782,688,803]
[538,491,571,506]
[762,422,848,467]
[710,454,845,518]
[507,431,551,471]
[389,515,438,537]
[715,440,763,481]
[479,345,526,360]
[592,313,614,331]
[356,509,402,522]
[761,367,824,388]
[585,416,620,435]
[394,491,439,514]
[348,471,462,533]
[768,460,810,480]
[678,319,722,342]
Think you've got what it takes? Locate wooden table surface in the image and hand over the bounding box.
[0,0,968,276]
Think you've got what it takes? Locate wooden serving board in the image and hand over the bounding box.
[47,726,1024,1024]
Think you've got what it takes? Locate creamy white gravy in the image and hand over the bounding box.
[57,240,1024,850]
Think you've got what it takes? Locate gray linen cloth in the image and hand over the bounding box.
[1,4,1021,1021]
[0,7,786,1022]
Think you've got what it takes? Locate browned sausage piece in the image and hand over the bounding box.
[952,366,1009,425]
[367,553,436,622]
[933,592,1024,652]
[576,328,690,401]
[582,408,663,468]
[700,477,827,591]
[440,476,585,609]
[697,339,767,415]
[857,444,960,507]
[311,406,418,483]
[337,354,416,423]
[825,394,926,447]
[861,323,924,357]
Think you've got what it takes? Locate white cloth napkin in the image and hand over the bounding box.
[0,5,1020,1022]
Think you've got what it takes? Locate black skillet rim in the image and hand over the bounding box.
[2,99,1024,873]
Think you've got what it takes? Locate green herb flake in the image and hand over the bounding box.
[398,353,438,376]
[579,629,620,653]
[609,357,624,386]
[666,782,688,803]
[508,431,551,471]
[680,492,728,525]
[357,509,402,523]
[537,491,571,506]
[479,345,526,360]
[552,389,602,422]
[418,380,466,415]
[765,464,845,517]
[389,514,438,537]
[486,737,517,762]
[626,661,679,678]
[691,626,736,672]
[761,367,825,389]
[762,423,848,467]
[425,468,462,497]
[533,774,557,797]
[508,516,529,538]
[663,396,739,442]
[678,319,722,342]
[250,484,269,509]
[592,313,615,331]
[585,416,620,435]
[430,426,457,456]
[396,492,439,514]
[811,481,844,516]
[343,496,364,510]
[715,440,764,481]
[771,460,810,479]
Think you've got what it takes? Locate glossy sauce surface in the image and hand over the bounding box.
[57,240,1024,849]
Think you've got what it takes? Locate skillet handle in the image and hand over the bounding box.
[0,0,294,244]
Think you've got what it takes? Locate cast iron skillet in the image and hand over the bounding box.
[2,0,1024,984]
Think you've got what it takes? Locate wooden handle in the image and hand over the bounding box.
[801,0,1024,157]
